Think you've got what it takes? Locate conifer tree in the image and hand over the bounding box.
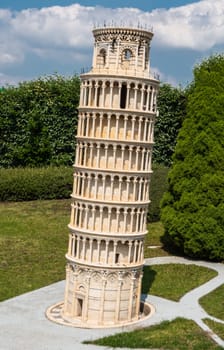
[153,83,186,166]
[161,55,224,261]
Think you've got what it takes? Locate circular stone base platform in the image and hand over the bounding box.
[46,301,155,329]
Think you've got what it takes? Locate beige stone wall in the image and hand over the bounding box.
[63,26,159,327]
[63,264,142,326]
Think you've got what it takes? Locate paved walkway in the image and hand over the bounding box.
[0,256,224,350]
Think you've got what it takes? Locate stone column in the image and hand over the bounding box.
[92,115,96,137]
[63,264,71,312]
[130,209,134,232]
[133,240,138,262]
[107,114,111,138]
[99,272,107,324]
[76,236,80,259]
[115,115,119,139]
[82,238,86,260]
[109,84,113,108]
[84,274,91,321]
[105,241,109,263]
[97,239,101,263]
[92,208,96,231]
[68,234,72,255]
[123,115,128,139]
[71,268,79,316]
[115,272,123,322]
[128,271,136,320]
[135,271,143,317]
[131,116,136,140]
[86,114,90,137]
[128,241,132,263]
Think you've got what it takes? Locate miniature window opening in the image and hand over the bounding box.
[81,147,85,165]
[111,38,116,52]
[74,239,77,256]
[138,41,142,55]
[82,114,87,136]
[78,177,82,195]
[85,88,89,106]
[76,210,80,225]
[99,48,106,65]
[145,48,149,70]
[124,49,132,60]
[120,83,127,109]
[96,85,101,107]
[115,253,120,263]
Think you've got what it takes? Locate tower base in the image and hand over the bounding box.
[46,300,155,329]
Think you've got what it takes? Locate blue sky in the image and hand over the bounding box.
[0,1,196,11]
[0,0,224,86]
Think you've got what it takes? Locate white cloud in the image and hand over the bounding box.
[10,5,94,49]
[4,1,224,52]
[0,0,224,82]
[148,0,224,50]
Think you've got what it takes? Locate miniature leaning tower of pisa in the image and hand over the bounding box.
[62,26,159,327]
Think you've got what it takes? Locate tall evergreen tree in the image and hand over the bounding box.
[153,83,186,166]
[161,55,224,261]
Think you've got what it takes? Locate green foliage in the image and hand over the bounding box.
[0,166,168,217]
[142,264,217,301]
[161,55,224,261]
[0,77,186,169]
[200,284,224,321]
[0,201,164,301]
[148,164,169,222]
[144,221,170,258]
[204,319,224,341]
[0,200,69,301]
[85,318,223,350]
[0,166,73,201]
[153,83,186,166]
[0,74,80,167]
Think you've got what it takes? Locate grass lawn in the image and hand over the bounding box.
[142,264,217,301]
[0,199,218,304]
[84,317,223,350]
[204,319,224,341]
[0,199,70,301]
[144,221,170,258]
[200,284,224,321]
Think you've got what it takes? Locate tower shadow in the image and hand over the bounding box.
[141,265,156,302]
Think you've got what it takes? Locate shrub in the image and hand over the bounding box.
[0,75,80,168]
[153,83,186,166]
[0,167,73,201]
[0,165,169,222]
[148,164,169,222]
[0,78,187,169]
[161,55,224,261]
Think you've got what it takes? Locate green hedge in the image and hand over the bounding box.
[148,165,169,222]
[0,165,168,221]
[0,167,73,201]
[0,75,79,168]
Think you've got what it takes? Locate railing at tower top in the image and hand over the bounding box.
[80,66,160,81]
[93,22,153,33]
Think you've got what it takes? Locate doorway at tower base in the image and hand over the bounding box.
[46,300,155,329]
